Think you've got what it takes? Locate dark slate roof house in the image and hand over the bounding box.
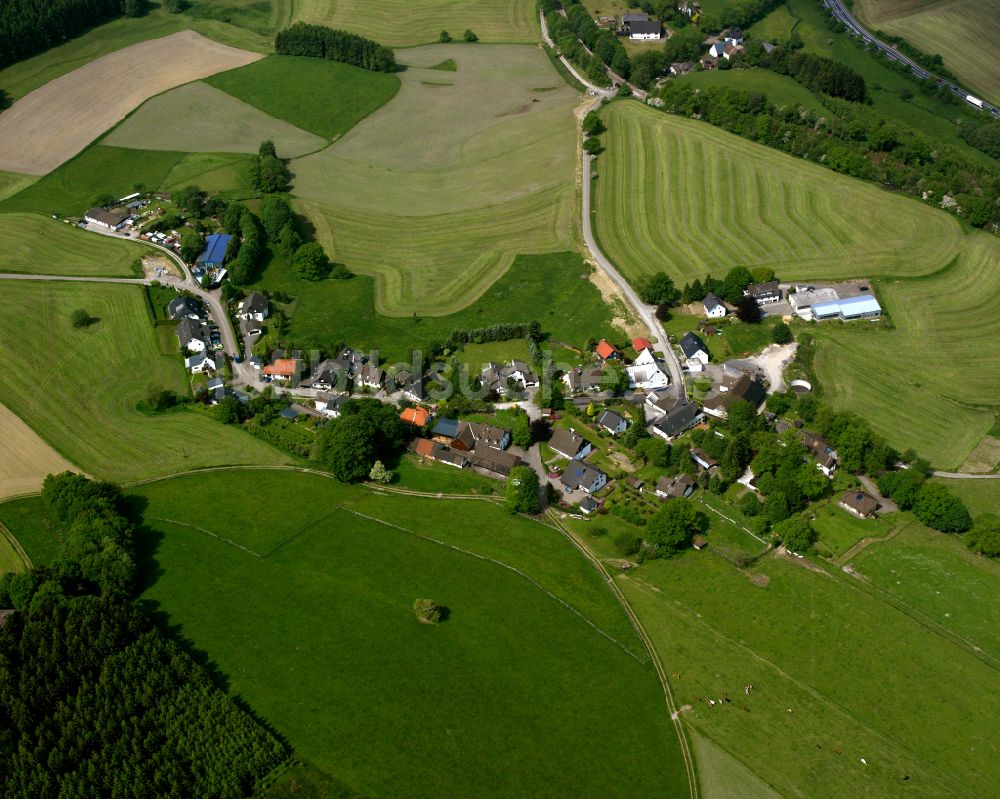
[679,332,709,360]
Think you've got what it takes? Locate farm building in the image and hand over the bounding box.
[810,295,882,321]
[196,233,232,268]
[789,287,839,317]
[629,19,662,39]
[469,443,522,478]
[84,208,127,230]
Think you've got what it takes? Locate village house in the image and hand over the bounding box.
[678,0,700,17]
[628,18,662,39]
[410,438,470,469]
[237,292,269,322]
[701,373,767,420]
[703,293,727,318]
[651,399,703,440]
[690,447,718,470]
[452,421,511,452]
[627,347,670,389]
[655,473,696,499]
[580,496,600,514]
[175,318,211,353]
[596,409,628,435]
[314,392,348,418]
[355,363,385,390]
[745,281,782,306]
[310,358,352,391]
[84,207,127,230]
[263,358,299,382]
[595,339,622,362]
[505,360,538,391]
[800,430,838,477]
[670,60,694,75]
[400,406,432,427]
[470,443,523,478]
[549,427,593,461]
[840,490,879,519]
[168,296,203,321]
[563,365,607,394]
[184,351,217,374]
[700,54,718,69]
[679,331,710,368]
[646,387,682,414]
[561,460,608,494]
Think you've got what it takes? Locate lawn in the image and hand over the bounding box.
[809,499,895,556]
[613,543,1000,797]
[289,44,578,316]
[255,251,622,363]
[674,68,828,114]
[452,338,532,370]
[0,170,37,203]
[122,468,689,799]
[0,281,289,482]
[390,453,502,495]
[0,212,145,276]
[287,0,539,45]
[596,101,1000,467]
[847,517,1000,662]
[204,55,401,140]
[103,82,326,158]
[854,0,1000,106]
[0,146,248,216]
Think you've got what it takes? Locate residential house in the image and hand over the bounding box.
[646,387,683,415]
[168,296,202,320]
[700,54,718,69]
[678,0,700,17]
[563,365,607,394]
[355,363,385,390]
[840,490,879,518]
[745,281,782,306]
[702,373,766,419]
[627,346,670,389]
[651,399,703,440]
[237,292,269,322]
[629,18,662,39]
[84,208,127,230]
[655,473,696,499]
[400,406,432,427]
[703,293,727,318]
[632,337,653,353]
[469,442,522,478]
[670,61,694,75]
[263,358,299,381]
[505,360,539,390]
[561,460,608,494]
[596,409,628,435]
[690,447,718,470]
[549,427,593,460]
[248,355,263,371]
[800,431,838,477]
[176,318,211,353]
[452,421,511,452]
[184,351,216,374]
[315,392,347,418]
[595,339,621,362]
[310,358,352,391]
[725,26,744,44]
[708,41,728,58]
[679,331,710,365]
[401,375,427,403]
[479,362,507,396]
[723,42,744,59]
[580,496,600,514]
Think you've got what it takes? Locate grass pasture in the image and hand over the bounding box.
[127,469,688,799]
[0,171,38,203]
[0,213,146,276]
[854,0,1000,106]
[674,68,828,113]
[810,499,895,556]
[104,81,325,157]
[611,544,1000,797]
[0,404,78,502]
[596,102,999,466]
[255,251,621,363]
[0,31,262,176]
[289,44,578,316]
[204,55,401,140]
[931,478,1000,518]
[288,0,539,45]
[0,281,289,482]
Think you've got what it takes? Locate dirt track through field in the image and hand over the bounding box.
[0,403,78,500]
[0,30,262,175]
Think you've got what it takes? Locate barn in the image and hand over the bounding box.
[196,233,232,268]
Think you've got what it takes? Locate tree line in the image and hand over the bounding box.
[648,81,1000,228]
[274,22,396,72]
[0,0,122,68]
[741,42,867,102]
[0,473,286,797]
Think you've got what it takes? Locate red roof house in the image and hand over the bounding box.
[400,406,431,426]
[262,358,297,378]
[631,337,653,353]
[595,339,621,361]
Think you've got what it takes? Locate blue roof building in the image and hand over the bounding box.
[197,233,232,267]
[432,417,460,439]
[811,295,882,321]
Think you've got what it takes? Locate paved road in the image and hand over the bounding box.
[931,471,1000,479]
[579,132,686,394]
[542,11,647,98]
[823,0,1000,117]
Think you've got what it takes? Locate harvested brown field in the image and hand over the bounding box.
[0,403,78,500]
[0,30,262,175]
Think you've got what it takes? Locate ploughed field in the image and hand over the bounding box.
[594,102,1000,467]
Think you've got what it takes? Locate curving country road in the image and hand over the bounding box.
[823,0,1000,117]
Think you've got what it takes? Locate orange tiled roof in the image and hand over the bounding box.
[400,406,431,426]
[412,438,435,456]
[632,337,652,352]
[263,358,297,377]
[595,339,619,360]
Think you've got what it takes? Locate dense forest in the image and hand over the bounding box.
[0,0,125,69]
[274,22,396,72]
[0,473,286,798]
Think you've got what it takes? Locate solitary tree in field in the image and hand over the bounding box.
[439,30,451,42]
[414,599,443,624]
[463,29,478,42]
[70,308,91,329]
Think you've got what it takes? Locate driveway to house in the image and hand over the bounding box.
[857,474,899,513]
[580,138,686,395]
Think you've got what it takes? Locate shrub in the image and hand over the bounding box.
[771,321,793,344]
[414,598,443,623]
[588,525,608,538]
[369,460,393,484]
[439,30,451,42]
[613,532,642,556]
[463,29,478,42]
